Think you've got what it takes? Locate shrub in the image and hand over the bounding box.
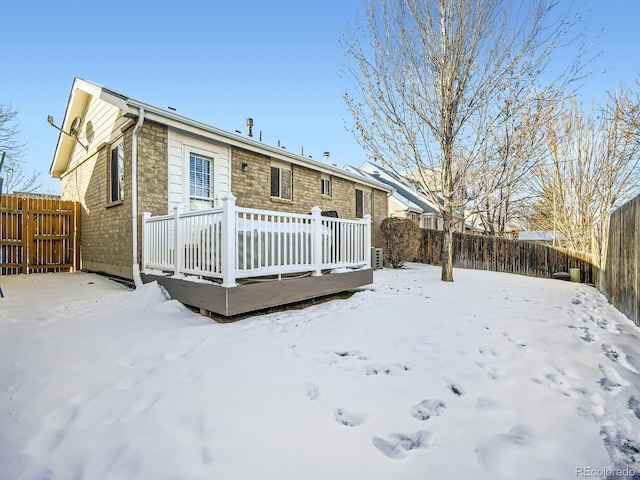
[379,217,421,268]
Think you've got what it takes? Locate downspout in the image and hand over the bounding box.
[131,108,145,288]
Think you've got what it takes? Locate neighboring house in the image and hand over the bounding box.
[348,161,484,233]
[347,162,442,230]
[357,162,487,233]
[49,78,391,315]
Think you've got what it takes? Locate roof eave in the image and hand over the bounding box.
[50,79,129,178]
[128,100,392,192]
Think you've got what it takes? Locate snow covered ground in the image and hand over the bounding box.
[1,264,639,480]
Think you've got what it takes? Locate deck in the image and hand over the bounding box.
[141,193,373,316]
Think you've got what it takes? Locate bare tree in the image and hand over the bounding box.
[528,93,640,262]
[343,0,585,281]
[0,104,42,194]
[467,84,552,236]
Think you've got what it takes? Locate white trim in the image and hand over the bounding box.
[185,145,216,209]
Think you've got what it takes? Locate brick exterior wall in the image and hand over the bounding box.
[229,146,387,246]
[60,121,168,280]
[135,121,169,267]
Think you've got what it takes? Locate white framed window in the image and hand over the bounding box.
[189,153,214,204]
[355,188,372,219]
[110,142,124,202]
[271,164,292,200]
[422,215,439,230]
[321,177,331,196]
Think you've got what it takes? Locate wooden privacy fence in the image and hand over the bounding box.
[0,195,81,275]
[596,195,640,327]
[417,229,594,283]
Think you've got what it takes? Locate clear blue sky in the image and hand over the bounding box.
[1,0,639,194]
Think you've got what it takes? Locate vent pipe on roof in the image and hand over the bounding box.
[247,118,253,137]
[323,151,330,162]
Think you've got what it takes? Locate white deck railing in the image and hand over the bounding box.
[142,193,371,287]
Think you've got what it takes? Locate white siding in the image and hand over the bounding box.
[167,130,231,211]
[68,98,124,170]
[168,138,184,208]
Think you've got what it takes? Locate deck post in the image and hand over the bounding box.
[364,214,371,267]
[173,206,185,278]
[141,212,151,273]
[311,206,322,276]
[221,193,237,287]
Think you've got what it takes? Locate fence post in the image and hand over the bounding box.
[141,212,151,274]
[173,206,184,278]
[221,193,237,287]
[21,197,28,274]
[364,214,371,267]
[311,206,322,276]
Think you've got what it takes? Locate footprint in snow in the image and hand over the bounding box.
[628,396,640,420]
[365,363,411,376]
[596,318,623,334]
[449,384,465,397]
[580,327,596,343]
[598,364,629,394]
[334,408,366,427]
[372,431,432,459]
[601,344,639,373]
[334,350,364,359]
[302,382,319,400]
[503,332,526,348]
[411,399,446,420]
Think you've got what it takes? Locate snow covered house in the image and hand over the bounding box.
[49,78,391,315]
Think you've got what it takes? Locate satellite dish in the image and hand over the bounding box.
[46,115,89,152]
[70,116,82,136]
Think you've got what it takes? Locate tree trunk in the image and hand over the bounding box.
[441,210,454,281]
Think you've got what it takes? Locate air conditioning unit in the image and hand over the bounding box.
[371,247,384,270]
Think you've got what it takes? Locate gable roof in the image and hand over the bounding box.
[348,161,441,215]
[50,78,392,193]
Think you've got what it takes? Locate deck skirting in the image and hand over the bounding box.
[141,269,373,316]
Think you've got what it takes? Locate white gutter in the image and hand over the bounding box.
[131,108,145,287]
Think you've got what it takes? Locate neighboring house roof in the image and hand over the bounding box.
[49,78,393,194]
[347,162,441,215]
[349,161,487,233]
[518,231,565,241]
